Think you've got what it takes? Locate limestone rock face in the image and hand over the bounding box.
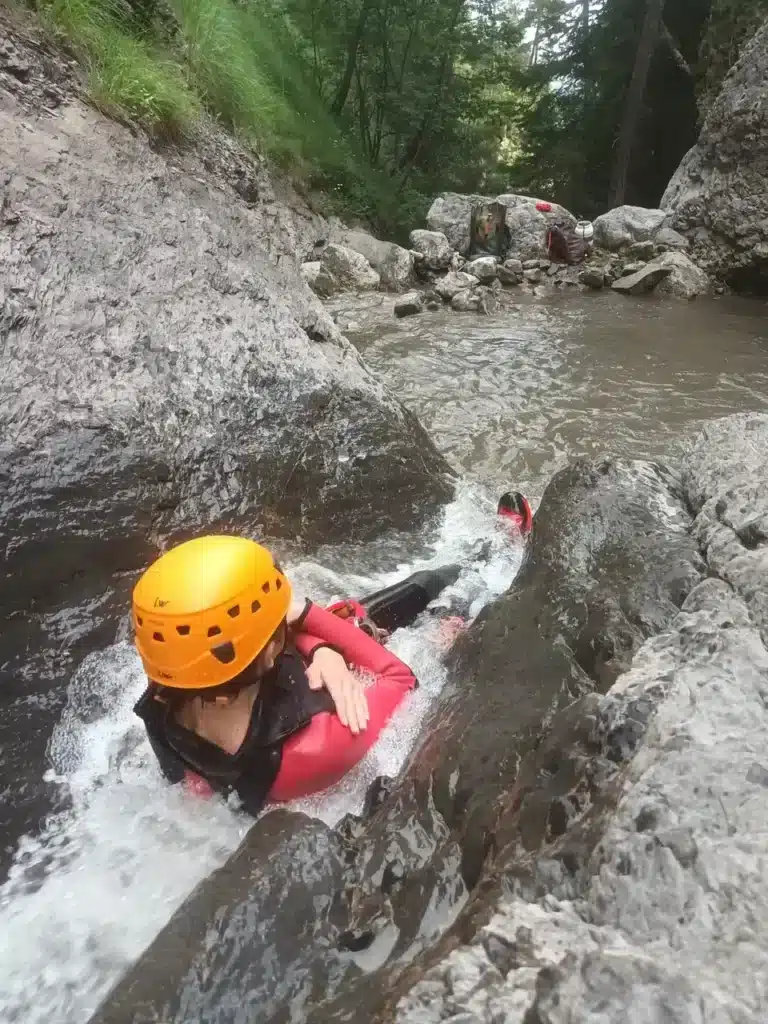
[662,18,768,291]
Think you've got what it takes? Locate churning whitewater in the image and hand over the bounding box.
[0,485,522,1024]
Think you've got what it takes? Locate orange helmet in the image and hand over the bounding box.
[132,536,292,689]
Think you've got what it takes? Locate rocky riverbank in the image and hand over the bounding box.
[301,198,715,318]
[300,14,768,315]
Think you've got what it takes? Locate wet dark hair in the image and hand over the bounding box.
[498,490,526,515]
[153,618,288,705]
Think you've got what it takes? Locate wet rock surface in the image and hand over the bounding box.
[394,414,768,1023]
[662,17,768,293]
[0,17,453,861]
[652,250,711,299]
[91,455,705,1024]
[394,291,424,318]
[611,264,671,295]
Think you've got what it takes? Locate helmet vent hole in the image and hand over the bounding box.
[211,642,236,665]
[136,615,144,626]
[153,632,165,643]
[227,605,240,619]
[251,600,261,614]
[262,582,271,594]
[275,578,282,591]
[176,625,191,636]
[207,625,222,638]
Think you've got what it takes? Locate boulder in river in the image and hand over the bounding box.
[580,265,607,289]
[312,242,381,296]
[593,205,669,251]
[611,263,671,295]
[434,270,477,301]
[426,192,576,262]
[500,194,576,263]
[497,264,522,286]
[662,17,768,293]
[503,204,552,262]
[394,291,424,318]
[465,255,498,282]
[0,33,453,857]
[328,225,414,291]
[409,228,453,270]
[652,251,710,299]
[451,288,482,312]
[426,192,487,254]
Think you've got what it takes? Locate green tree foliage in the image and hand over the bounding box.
[274,0,529,214]
[511,0,713,216]
[28,0,768,233]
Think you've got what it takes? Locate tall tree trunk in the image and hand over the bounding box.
[529,7,541,66]
[610,0,665,207]
[331,0,375,116]
[397,0,465,176]
[582,0,589,31]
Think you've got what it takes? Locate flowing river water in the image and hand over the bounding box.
[0,292,767,1023]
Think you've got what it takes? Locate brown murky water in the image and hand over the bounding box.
[341,291,768,497]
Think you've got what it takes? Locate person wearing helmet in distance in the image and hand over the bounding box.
[132,535,423,816]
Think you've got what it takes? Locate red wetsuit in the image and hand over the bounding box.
[269,602,417,801]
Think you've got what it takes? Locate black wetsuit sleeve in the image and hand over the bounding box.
[231,764,279,817]
[145,728,186,785]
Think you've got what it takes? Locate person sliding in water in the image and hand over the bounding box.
[132,493,532,816]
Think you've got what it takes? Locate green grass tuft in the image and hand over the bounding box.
[39,0,200,134]
[30,0,406,229]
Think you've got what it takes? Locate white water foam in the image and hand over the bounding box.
[0,484,524,1024]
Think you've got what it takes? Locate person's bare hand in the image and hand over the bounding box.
[307,648,369,734]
